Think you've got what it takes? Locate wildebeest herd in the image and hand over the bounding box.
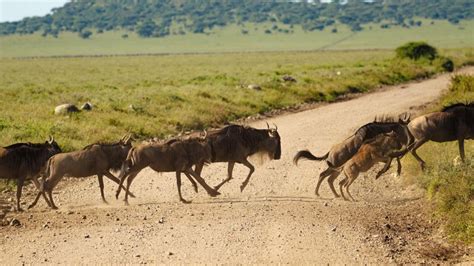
[1,103,472,211]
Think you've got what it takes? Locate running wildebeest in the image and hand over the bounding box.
[293,114,412,198]
[193,123,281,192]
[394,103,474,170]
[116,134,221,205]
[337,131,404,201]
[0,137,61,211]
[29,135,134,209]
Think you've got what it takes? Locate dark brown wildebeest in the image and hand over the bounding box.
[293,114,412,198]
[116,135,221,205]
[193,123,281,192]
[0,137,61,211]
[395,103,474,170]
[29,135,134,209]
[337,131,404,201]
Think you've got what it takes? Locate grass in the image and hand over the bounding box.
[0,20,473,58]
[402,74,474,244]
[1,48,473,151]
[1,48,472,152]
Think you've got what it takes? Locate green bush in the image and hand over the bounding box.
[396,41,438,60]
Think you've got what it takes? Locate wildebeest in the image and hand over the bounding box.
[116,135,221,205]
[293,114,412,198]
[193,123,281,192]
[29,135,134,209]
[396,103,474,170]
[0,137,61,211]
[337,131,404,201]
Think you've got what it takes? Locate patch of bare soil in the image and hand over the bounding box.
[0,68,473,264]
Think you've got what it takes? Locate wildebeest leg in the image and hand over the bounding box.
[396,157,402,177]
[124,172,140,205]
[410,139,428,171]
[28,177,52,209]
[458,138,465,162]
[176,172,191,204]
[239,159,255,192]
[15,177,24,211]
[97,175,107,203]
[47,189,58,210]
[344,174,357,202]
[375,158,393,180]
[123,172,139,205]
[186,169,220,197]
[315,167,335,197]
[194,162,204,177]
[326,170,341,198]
[214,162,235,191]
[104,172,136,198]
[183,172,198,193]
[338,175,349,201]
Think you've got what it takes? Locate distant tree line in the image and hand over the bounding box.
[0,0,472,38]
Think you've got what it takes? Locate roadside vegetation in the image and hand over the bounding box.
[403,74,474,244]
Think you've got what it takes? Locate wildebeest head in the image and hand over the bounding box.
[44,135,62,156]
[264,123,281,160]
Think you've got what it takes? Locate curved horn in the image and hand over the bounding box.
[273,123,278,131]
[202,130,208,139]
[124,134,132,144]
[266,122,270,130]
[48,135,54,144]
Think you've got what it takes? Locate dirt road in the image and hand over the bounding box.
[1,68,473,264]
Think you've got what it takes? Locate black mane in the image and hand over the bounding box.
[83,141,123,150]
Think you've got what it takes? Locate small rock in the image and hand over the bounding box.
[384,223,391,229]
[143,216,147,221]
[84,234,90,239]
[82,215,87,220]
[331,226,337,232]
[159,217,165,224]
[135,254,141,258]
[80,102,93,111]
[67,211,74,215]
[10,218,21,227]
[54,103,79,115]
[247,84,262,91]
[324,202,329,207]
[282,75,297,83]
[168,252,174,256]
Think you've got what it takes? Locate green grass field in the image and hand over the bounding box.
[0,48,472,152]
[1,20,473,57]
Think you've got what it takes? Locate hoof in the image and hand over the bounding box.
[16,208,24,212]
[51,206,58,210]
[209,190,221,197]
[180,199,192,204]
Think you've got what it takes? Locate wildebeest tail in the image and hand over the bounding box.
[293,150,329,165]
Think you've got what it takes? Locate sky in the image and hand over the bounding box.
[0,0,69,22]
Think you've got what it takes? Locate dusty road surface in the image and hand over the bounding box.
[1,68,473,264]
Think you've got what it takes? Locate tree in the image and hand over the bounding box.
[137,19,157,37]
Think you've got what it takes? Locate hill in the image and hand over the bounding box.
[1,0,473,39]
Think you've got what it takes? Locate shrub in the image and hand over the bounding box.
[396,42,438,60]
[79,30,92,39]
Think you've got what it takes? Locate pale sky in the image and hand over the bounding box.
[0,0,69,22]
